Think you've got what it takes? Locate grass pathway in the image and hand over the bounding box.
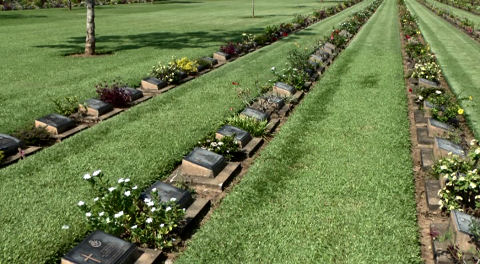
[0,2,374,263]
[426,0,480,27]
[175,0,421,263]
[406,0,480,137]
[0,0,338,133]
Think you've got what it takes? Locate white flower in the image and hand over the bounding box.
[475,195,480,200]
[151,207,156,212]
[118,178,125,183]
[470,182,477,189]
[418,95,424,100]
[440,165,448,171]
[83,174,91,180]
[170,198,177,202]
[475,148,480,155]
[470,139,477,146]
[62,225,70,230]
[147,201,154,207]
[124,191,131,197]
[124,178,130,183]
[146,218,153,224]
[166,206,172,212]
[132,185,138,190]
[218,142,224,146]
[99,212,105,217]
[160,223,165,228]
[77,201,85,206]
[108,187,116,192]
[144,198,151,203]
[152,188,157,192]
[93,197,99,202]
[86,212,92,217]
[271,66,276,71]
[455,196,463,201]
[92,170,101,176]
[131,225,137,229]
[106,217,111,223]
[435,90,442,94]
[114,211,124,218]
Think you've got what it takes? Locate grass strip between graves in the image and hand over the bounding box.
[175,0,422,263]
[0,0,339,134]
[426,0,480,27]
[406,0,480,137]
[0,1,374,263]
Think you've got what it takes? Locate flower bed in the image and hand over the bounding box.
[417,0,480,42]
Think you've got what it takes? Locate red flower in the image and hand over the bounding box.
[229,107,233,111]
[408,88,413,93]
[330,34,334,40]
[282,32,288,37]
[405,34,411,39]
[232,82,239,85]
[272,37,278,42]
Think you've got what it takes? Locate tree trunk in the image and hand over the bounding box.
[85,0,95,55]
[68,0,71,10]
[252,0,254,18]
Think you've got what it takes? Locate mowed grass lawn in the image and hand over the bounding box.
[426,0,480,27]
[0,0,338,134]
[0,1,373,263]
[406,0,480,137]
[176,0,421,263]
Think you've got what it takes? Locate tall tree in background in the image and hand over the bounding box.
[85,0,95,55]
[252,0,254,18]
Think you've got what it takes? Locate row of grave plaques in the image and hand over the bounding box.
[60,28,352,263]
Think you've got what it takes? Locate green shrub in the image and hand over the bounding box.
[0,150,4,162]
[226,115,267,137]
[12,126,55,147]
[52,96,79,116]
[77,170,184,249]
[196,134,241,160]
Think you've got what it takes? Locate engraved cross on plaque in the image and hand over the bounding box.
[81,253,102,263]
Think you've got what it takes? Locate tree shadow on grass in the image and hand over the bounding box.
[0,13,47,19]
[34,27,311,56]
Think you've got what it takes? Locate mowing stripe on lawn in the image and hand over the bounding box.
[175,0,421,263]
[426,0,480,27]
[406,0,480,137]
[0,1,374,263]
[0,0,340,134]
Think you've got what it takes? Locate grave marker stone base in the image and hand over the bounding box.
[182,148,226,178]
[273,82,295,97]
[215,125,252,147]
[240,107,269,122]
[213,51,231,62]
[85,99,113,117]
[428,118,453,138]
[0,134,21,156]
[449,210,479,252]
[433,137,465,159]
[35,113,75,135]
[62,230,137,264]
[173,162,241,191]
[141,77,167,90]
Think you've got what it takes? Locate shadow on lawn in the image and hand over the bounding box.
[0,13,47,19]
[35,28,310,55]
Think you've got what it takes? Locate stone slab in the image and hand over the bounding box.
[324,42,336,51]
[449,210,478,252]
[173,162,241,191]
[433,137,465,159]
[425,180,441,211]
[428,118,454,138]
[122,87,143,102]
[215,125,252,147]
[134,248,162,264]
[85,99,113,117]
[213,51,231,62]
[142,181,193,210]
[277,103,291,117]
[273,82,295,97]
[414,109,427,124]
[200,57,218,66]
[417,127,434,145]
[309,54,324,64]
[242,137,263,157]
[181,198,211,235]
[0,134,21,156]
[430,222,453,264]
[62,230,137,264]
[141,77,167,90]
[182,148,226,178]
[266,119,280,134]
[421,148,434,170]
[265,95,285,110]
[54,124,89,141]
[419,78,439,88]
[240,107,269,122]
[1,146,41,167]
[35,113,76,135]
[291,91,304,104]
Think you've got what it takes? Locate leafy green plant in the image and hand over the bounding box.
[271,64,310,91]
[52,96,79,116]
[174,57,199,75]
[412,61,442,82]
[151,60,184,84]
[77,170,185,249]
[470,218,480,246]
[12,125,55,147]
[226,115,267,137]
[197,134,241,160]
